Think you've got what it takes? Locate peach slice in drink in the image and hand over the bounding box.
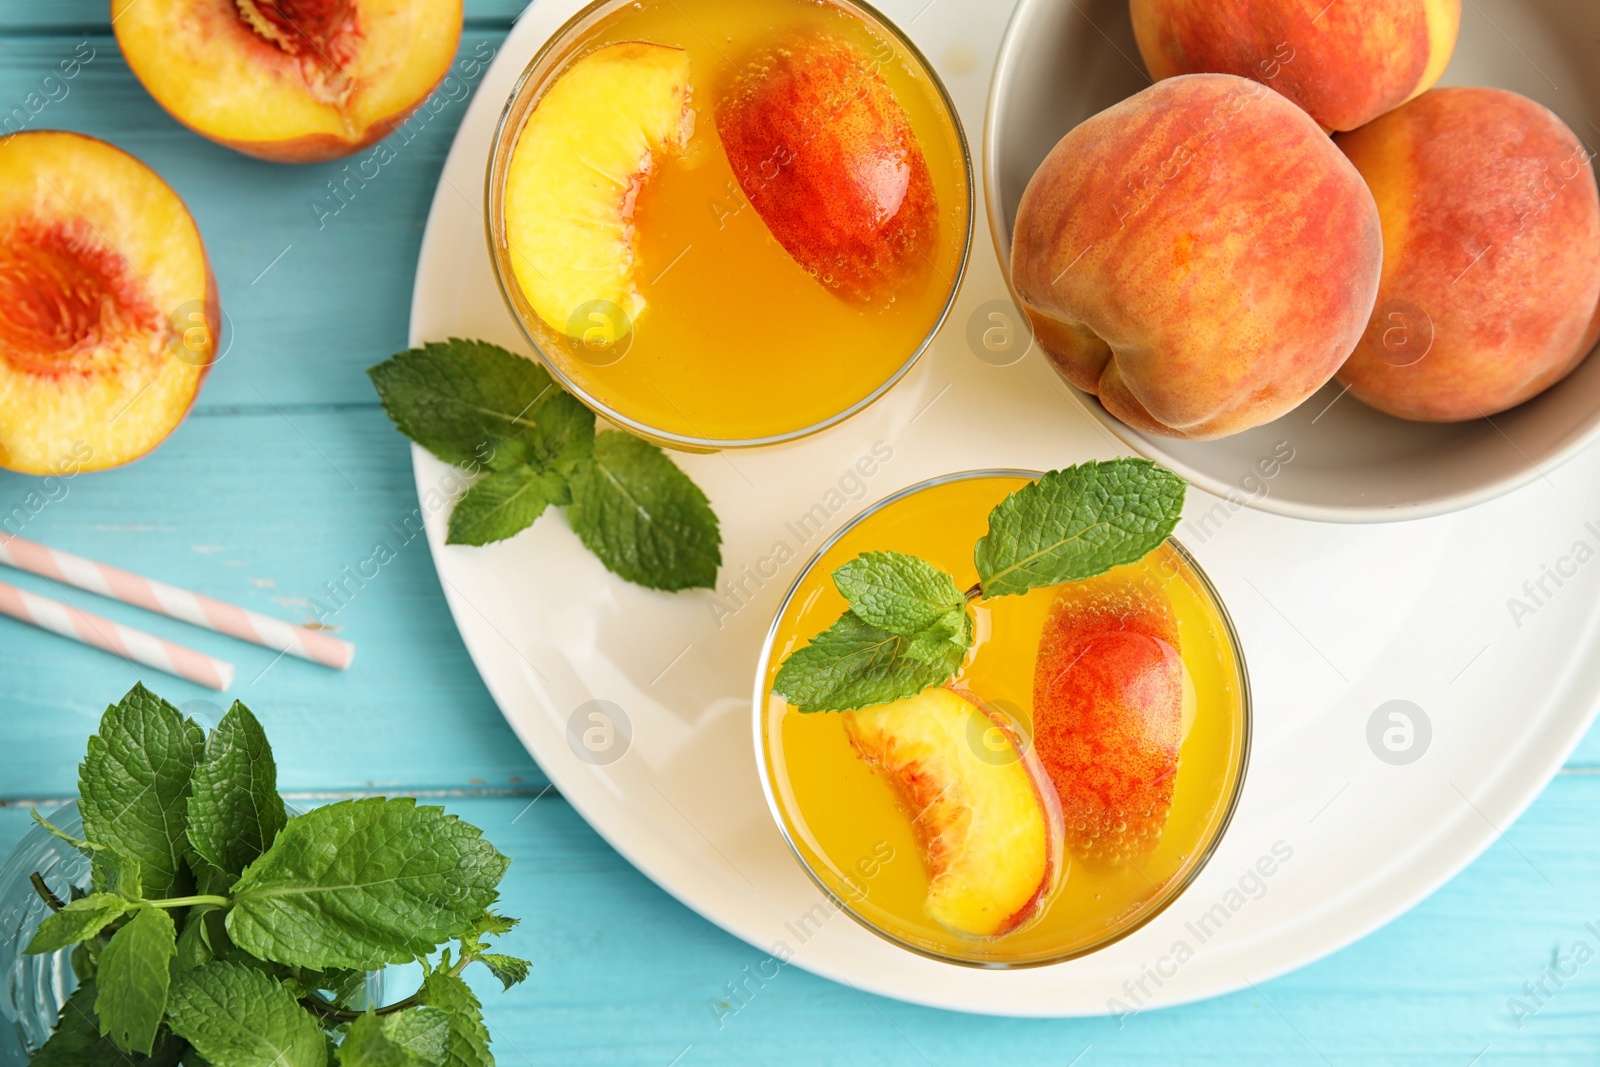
[842,687,1062,938]
[716,32,937,305]
[1032,574,1189,863]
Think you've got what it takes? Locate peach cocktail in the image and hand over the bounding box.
[486,0,971,450]
[756,469,1250,965]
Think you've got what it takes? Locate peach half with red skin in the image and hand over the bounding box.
[0,131,218,474]
[1010,73,1383,439]
[716,31,936,306]
[112,0,463,163]
[1033,572,1190,863]
[842,686,1062,938]
[1333,88,1600,421]
[1131,0,1461,133]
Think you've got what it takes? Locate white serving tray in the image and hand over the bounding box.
[408,0,1600,1015]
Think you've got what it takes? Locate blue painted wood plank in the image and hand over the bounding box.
[0,407,543,797]
[0,780,1596,1064]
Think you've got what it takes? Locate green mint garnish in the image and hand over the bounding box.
[772,459,1188,713]
[369,338,722,591]
[973,458,1185,598]
[167,962,327,1067]
[773,610,972,713]
[24,894,129,956]
[226,797,508,971]
[95,906,176,1056]
[833,550,965,634]
[566,432,721,592]
[78,685,203,899]
[25,684,525,1066]
[187,702,287,879]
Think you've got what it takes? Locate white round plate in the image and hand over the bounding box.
[410,0,1600,1015]
[987,0,1600,523]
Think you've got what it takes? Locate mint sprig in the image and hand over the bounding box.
[23,684,530,1066]
[772,460,1187,713]
[369,339,722,591]
[974,459,1185,597]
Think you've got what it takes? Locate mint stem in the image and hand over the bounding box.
[29,872,64,912]
[964,582,983,602]
[299,951,477,1022]
[146,894,230,910]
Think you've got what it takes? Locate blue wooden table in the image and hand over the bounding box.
[2,3,1598,1062]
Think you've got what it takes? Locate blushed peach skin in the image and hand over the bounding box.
[112,0,462,163]
[1010,74,1382,439]
[1333,88,1600,422]
[1130,0,1460,132]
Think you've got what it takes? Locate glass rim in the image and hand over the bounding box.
[750,467,1255,969]
[482,0,976,451]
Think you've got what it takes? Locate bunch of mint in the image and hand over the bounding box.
[24,684,526,1067]
[773,459,1187,712]
[369,339,721,591]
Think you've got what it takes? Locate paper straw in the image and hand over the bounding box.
[0,535,353,670]
[0,579,235,691]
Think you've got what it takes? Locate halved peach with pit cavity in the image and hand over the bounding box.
[0,131,218,473]
[112,0,463,163]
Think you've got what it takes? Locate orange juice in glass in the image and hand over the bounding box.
[486,0,972,449]
[755,470,1251,966]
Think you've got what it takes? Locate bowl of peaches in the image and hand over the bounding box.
[986,0,1600,522]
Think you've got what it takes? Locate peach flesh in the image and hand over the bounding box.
[113,0,462,164]
[0,131,216,474]
[0,219,163,379]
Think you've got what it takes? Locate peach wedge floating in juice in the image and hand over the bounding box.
[758,470,1249,965]
[0,131,218,474]
[489,0,970,448]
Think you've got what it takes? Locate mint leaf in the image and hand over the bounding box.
[447,466,567,546]
[567,432,721,591]
[188,701,287,878]
[367,339,568,467]
[91,846,143,899]
[338,1013,427,1067]
[420,970,494,1067]
[466,911,518,943]
[30,808,88,850]
[834,551,964,635]
[95,905,176,1055]
[79,683,204,898]
[901,609,970,664]
[226,798,510,970]
[772,611,970,713]
[524,390,596,474]
[29,980,183,1067]
[973,460,1186,597]
[24,893,129,955]
[168,961,327,1067]
[382,1007,452,1062]
[477,953,531,991]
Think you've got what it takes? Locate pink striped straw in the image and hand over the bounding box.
[0,578,234,691]
[0,535,354,671]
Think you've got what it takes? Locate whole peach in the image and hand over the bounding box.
[1010,74,1382,439]
[1130,0,1460,132]
[1333,88,1600,422]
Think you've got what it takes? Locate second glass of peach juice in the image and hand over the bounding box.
[756,472,1251,966]
[486,0,971,450]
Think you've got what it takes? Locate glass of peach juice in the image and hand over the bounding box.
[485,0,971,450]
[755,471,1252,966]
